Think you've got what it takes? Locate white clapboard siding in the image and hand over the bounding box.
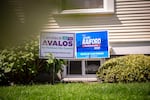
[42,0,150,43]
[8,0,25,23]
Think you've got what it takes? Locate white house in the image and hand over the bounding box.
[40,0,150,81]
[5,0,149,81]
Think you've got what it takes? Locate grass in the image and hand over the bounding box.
[0,82,150,100]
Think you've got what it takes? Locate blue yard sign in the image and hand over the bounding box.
[76,31,109,59]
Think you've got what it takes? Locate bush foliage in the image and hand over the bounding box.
[0,37,65,85]
[0,38,39,85]
[97,55,150,83]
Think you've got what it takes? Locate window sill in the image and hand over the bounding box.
[60,9,114,15]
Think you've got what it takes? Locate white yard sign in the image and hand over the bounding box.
[40,33,75,59]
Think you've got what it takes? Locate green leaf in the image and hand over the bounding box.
[4,67,11,73]
[8,62,14,67]
[3,62,8,66]
[8,56,13,61]
[46,59,54,64]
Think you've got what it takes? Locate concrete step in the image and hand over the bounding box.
[62,77,98,82]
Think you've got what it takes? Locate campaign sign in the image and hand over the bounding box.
[40,33,75,59]
[76,31,109,59]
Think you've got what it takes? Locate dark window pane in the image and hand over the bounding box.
[85,61,100,74]
[67,61,82,74]
[62,0,103,10]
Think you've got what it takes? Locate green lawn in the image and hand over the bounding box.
[0,82,150,100]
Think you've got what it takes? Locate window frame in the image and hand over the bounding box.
[60,0,114,14]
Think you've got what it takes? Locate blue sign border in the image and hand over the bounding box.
[76,31,109,59]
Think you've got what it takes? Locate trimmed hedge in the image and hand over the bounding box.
[97,55,150,83]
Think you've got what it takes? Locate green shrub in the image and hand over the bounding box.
[97,55,150,83]
[0,38,39,85]
[0,36,66,85]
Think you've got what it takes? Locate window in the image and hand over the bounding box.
[67,61,82,74]
[62,0,103,10]
[85,61,100,74]
[61,0,114,14]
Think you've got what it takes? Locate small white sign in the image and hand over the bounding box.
[40,33,75,59]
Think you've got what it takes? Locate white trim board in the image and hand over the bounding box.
[112,46,150,55]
